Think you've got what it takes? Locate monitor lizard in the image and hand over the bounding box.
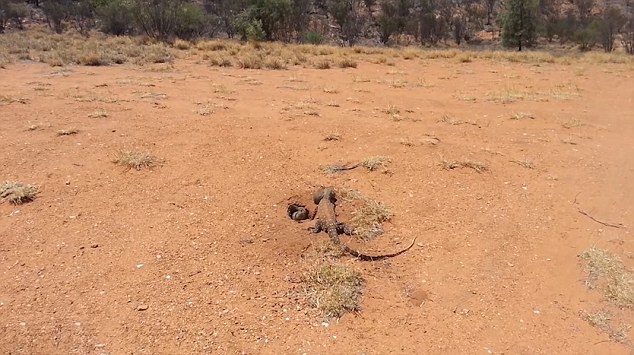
[310,187,416,261]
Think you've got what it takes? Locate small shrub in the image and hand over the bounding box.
[6,2,29,30]
[581,248,634,308]
[303,31,325,45]
[113,149,158,170]
[302,263,363,318]
[209,54,232,67]
[174,3,206,40]
[96,0,134,35]
[264,57,286,70]
[441,159,489,173]
[236,54,263,69]
[313,59,330,69]
[361,156,389,171]
[337,57,357,68]
[173,39,191,50]
[351,199,393,239]
[78,51,109,66]
[0,181,38,205]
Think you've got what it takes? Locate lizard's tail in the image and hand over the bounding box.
[341,237,417,261]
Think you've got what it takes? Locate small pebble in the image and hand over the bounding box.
[137,304,148,311]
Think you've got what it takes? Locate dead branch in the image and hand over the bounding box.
[577,209,625,229]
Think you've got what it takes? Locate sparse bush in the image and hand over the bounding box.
[113,149,159,170]
[70,0,96,36]
[313,58,330,69]
[575,20,599,51]
[96,0,134,35]
[208,53,232,66]
[78,50,110,66]
[236,12,265,42]
[236,53,263,68]
[42,0,71,33]
[264,57,286,69]
[0,181,38,205]
[174,2,207,39]
[337,57,357,68]
[235,0,292,41]
[327,0,366,46]
[3,1,29,30]
[302,31,325,44]
[133,0,205,41]
[302,263,363,318]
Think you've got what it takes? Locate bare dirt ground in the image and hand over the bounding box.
[1,53,633,354]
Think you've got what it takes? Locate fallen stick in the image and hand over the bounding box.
[577,208,625,229]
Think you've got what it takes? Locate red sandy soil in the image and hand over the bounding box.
[1,55,633,354]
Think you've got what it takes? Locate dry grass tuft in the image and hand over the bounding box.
[361,156,390,171]
[337,58,358,68]
[385,105,400,116]
[57,128,79,136]
[88,110,109,118]
[324,134,341,141]
[441,159,489,173]
[351,198,394,239]
[313,59,331,69]
[194,104,214,116]
[1,181,38,205]
[510,159,535,169]
[320,163,355,174]
[173,39,191,50]
[208,54,233,67]
[580,248,634,308]
[562,118,582,129]
[510,112,535,120]
[583,310,630,343]
[264,57,287,70]
[458,54,473,63]
[113,149,159,170]
[302,263,363,318]
[78,51,110,66]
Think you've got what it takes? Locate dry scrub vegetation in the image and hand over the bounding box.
[441,158,489,173]
[0,181,38,205]
[0,29,173,67]
[302,263,363,319]
[581,248,634,308]
[113,149,159,171]
[2,29,634,70]
[583,310,630,343]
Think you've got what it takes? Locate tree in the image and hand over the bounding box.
[42,0,72,33]
[416,0,445,45]
[204,0,248,38]
[0,0,29,32]
[96,0,135,35]
[484,0,496,25]
[623,1,634,54]
[235,0,292,41]
[501,0,538,51]
[327,0,366,46]
[596,6,626,52]
[574,0,594,24]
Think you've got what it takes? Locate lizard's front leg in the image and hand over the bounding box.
[336,223,354,235]
[308,220,324,233]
